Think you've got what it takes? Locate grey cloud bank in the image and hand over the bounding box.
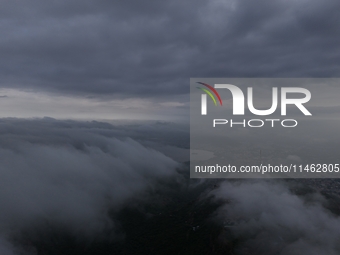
[0,118,182,254]
[210,180,340,255]
[0,0,339,101]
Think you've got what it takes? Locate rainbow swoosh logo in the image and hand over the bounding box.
[196,82,223,106]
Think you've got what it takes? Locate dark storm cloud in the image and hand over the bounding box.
[0,0,339,98]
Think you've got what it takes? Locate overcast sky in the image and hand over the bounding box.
[0,0,339,120]
[1,2,340,253]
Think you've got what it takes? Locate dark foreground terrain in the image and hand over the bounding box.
[12,164,340,255]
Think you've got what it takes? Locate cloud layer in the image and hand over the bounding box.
[211,180,340,255]
[0,118,180,254]
[0,0,339,99]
